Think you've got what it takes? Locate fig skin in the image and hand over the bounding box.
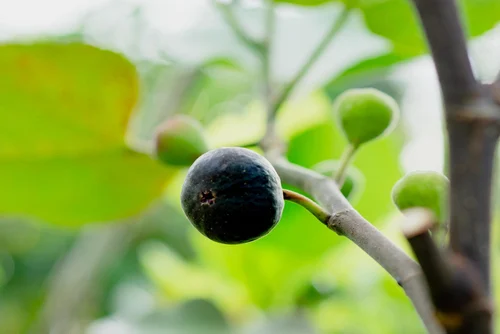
[333,88,399,146]
[392,170,449,223]
[181,147,284,244]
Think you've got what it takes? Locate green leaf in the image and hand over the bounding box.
[331,53,409,85]
[462,0,500,37]
[323,53,407,108]
[0,42,172,226]
[351,0,500,56]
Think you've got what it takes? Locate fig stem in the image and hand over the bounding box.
[283,189,330,224]
[333,143,358,186]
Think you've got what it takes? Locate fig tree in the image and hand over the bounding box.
[154,115,210,167]
[391,170,449,222]
[180,147,284,244]
[333,88,399,147]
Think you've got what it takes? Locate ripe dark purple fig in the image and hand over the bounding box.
[181,147,284,244]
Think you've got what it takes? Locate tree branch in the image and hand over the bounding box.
[267,155,444,334]
[407,1,500,332]
[409,0,500,289]
[409,0,479,106]
[447,116,499,291]
[400,209,451,295]
[271,6,351,118]
[491,74,500,105]
[400,209,493,334]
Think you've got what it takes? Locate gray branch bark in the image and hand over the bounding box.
[268,155,444,334]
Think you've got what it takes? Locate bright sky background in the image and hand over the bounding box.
[1,0,499,175]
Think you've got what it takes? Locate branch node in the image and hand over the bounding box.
[446,98,500,126]
[326,209,354,236]
[488,80,500,106]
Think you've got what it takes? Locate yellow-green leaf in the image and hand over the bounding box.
[0,42,171,226]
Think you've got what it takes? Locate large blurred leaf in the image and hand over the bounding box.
[350,0,500,56]
[138,241,250,317]
[88,299,231,334]
[326,53,410,90]
[242,311,318,334]
[135,299,231,334]
[0,42,171,226]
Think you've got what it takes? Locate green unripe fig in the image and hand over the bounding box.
[181,147,284,244]
[312,160,364,201]
[391,171,449,222]
[333,88,399,146]
[154,115,210,167]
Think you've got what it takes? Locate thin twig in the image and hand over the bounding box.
[216,1,264,56]
[270,6,351,117]
[260,0,287,154]
[268,155,444,334]
[263,0,275,118]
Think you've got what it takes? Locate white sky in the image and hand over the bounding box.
[0,0,110,34]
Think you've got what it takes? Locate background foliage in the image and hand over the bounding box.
[0,0,499,333]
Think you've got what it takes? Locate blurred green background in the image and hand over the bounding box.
[0,0,500,333]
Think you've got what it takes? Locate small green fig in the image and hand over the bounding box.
[391,171,449,222]
[181,147,284,244]
[154,115,210,167]
[312,160,364,201]
[333,88,399,146]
